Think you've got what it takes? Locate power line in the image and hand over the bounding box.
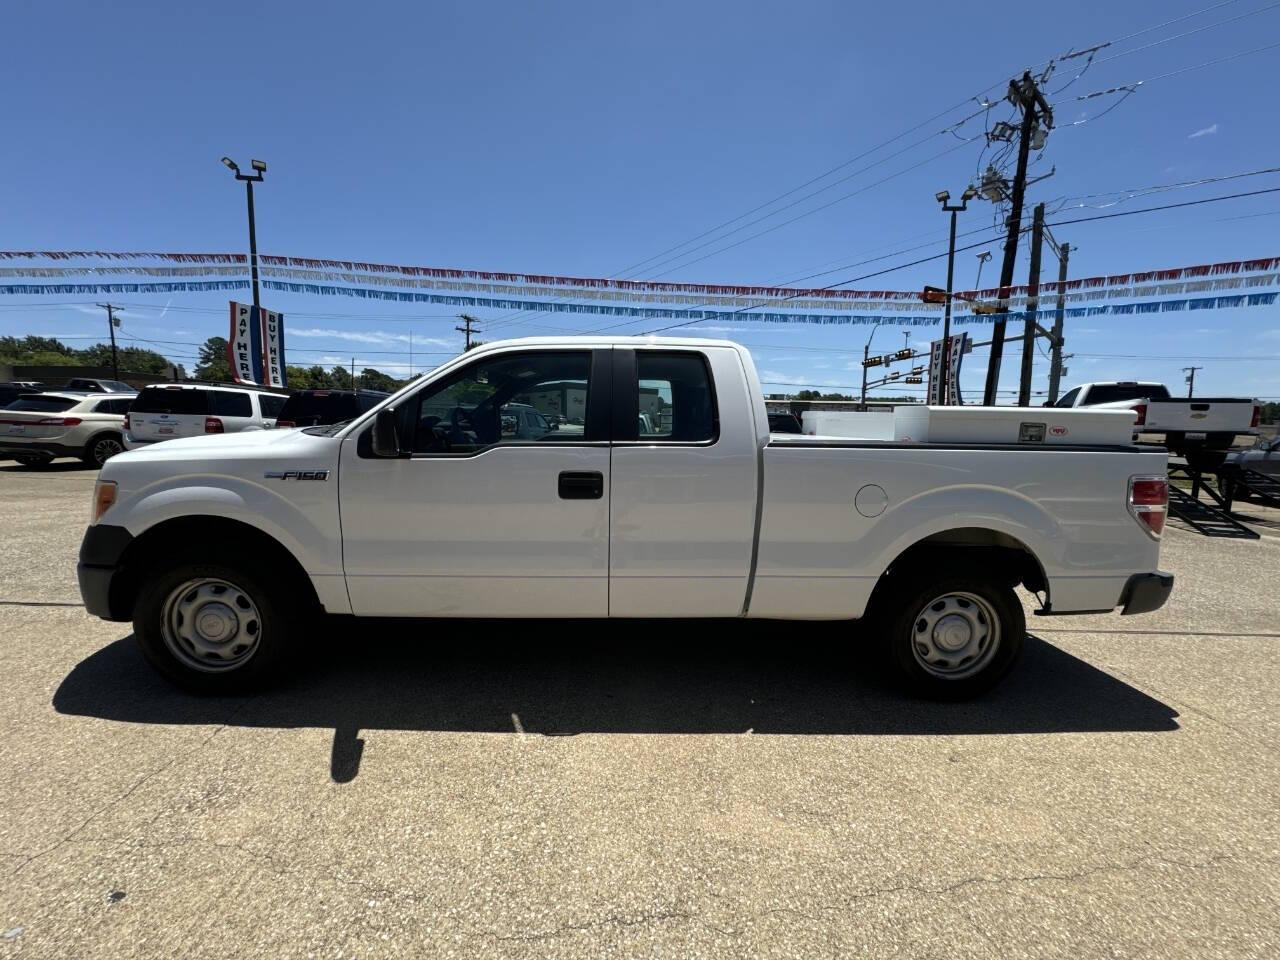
[627,185,1280,337]
[1075,38,1280,102]
[1092,0,1280,65]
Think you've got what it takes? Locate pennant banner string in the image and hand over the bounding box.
[0,251,1276,304]
[5,280,1273,328]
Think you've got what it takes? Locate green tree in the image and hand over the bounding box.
[329,365,354,390]
[78,343,170,374]
[358,367,398,392]
[284,365,315,389]
[195,336,231,382]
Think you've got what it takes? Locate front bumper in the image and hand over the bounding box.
[76,523,135,621]
[1119,571,1174,616]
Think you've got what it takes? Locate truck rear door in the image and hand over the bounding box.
[607,347,759,617]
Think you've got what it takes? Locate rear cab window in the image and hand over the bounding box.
[635,352,717,443]
[1085,384,1166,405]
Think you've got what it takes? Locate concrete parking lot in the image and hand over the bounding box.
[1,461,1277,958]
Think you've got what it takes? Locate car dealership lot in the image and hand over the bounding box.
[0,463,1277,958]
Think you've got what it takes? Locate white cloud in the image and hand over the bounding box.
[1193,327,1225,335]
[758,369,811,385]
[1188,123,1218,139]
[288,327,453,347]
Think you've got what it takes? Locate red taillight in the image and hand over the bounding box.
[1129,476,1168,539]
[1132,403,1147,427]
[204,417,224,434]
[36,417,82,426]
[276,420,295,429]
[1251,405,1261,429]
[123,413,131,430]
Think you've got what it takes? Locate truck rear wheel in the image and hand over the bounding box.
[133,557,298,693]
[882,576,1025,699]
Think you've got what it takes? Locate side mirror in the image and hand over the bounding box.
[371,407,402,457]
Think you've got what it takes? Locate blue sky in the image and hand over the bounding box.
[2,0,1279,401]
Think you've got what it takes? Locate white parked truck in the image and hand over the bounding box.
[79,337,1173,698]
[1054,380,1260,457]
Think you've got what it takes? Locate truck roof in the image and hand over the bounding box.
[466,335,743,351]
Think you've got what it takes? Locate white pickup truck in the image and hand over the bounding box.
[1055,381,1260,457]
[78,337,1173,699]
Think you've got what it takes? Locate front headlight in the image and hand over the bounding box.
[91,480,118,523]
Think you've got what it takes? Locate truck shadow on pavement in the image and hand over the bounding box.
[53,620,1178,781]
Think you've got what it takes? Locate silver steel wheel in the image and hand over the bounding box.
[92,435,123,466]
[910,590,1002,680]
[160,578,263,673]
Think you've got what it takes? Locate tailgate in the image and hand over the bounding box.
[0,410,77,441]
[129,412,206,441]
[1146,399,1256,433]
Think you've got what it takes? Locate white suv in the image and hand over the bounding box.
[124,384,288,450]
[1,391,135,467]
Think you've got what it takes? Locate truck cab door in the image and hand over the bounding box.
[338,348,611,617]
[607,347,759,617]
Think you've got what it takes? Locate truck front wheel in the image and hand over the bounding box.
[133,557,298,693]
[883,577,1025,699]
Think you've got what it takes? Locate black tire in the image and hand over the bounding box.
[14,453,54,468]
[133,555,299,694]
[82,431,124,468]
[880,575,1025,700]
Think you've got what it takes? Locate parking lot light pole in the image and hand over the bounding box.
[221,157,267,308]
[935,186,978,405]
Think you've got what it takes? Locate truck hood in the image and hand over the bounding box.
[114,428,319,461]
[101,428,343,492]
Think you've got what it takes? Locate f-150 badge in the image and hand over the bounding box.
[264,470,330,481]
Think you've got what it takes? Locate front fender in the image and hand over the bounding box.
[108,475,342,578]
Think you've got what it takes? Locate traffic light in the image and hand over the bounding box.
[905,376,923,384]
[921,285,947,304]
[892,348,913,361]
[863,355,885,368]
[910,366,925,375]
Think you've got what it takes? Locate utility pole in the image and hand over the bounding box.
[1018,203,1045,406]
[456,313,482,351]
[96,303,121,380]
[983,71,1052,406]
[1047,241,1070,404]
[409,330,414,378]
[351,357,356,388]
[1183,366,1202,398]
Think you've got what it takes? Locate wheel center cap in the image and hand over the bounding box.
[195,603,237,642]
[933,614,972,652]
